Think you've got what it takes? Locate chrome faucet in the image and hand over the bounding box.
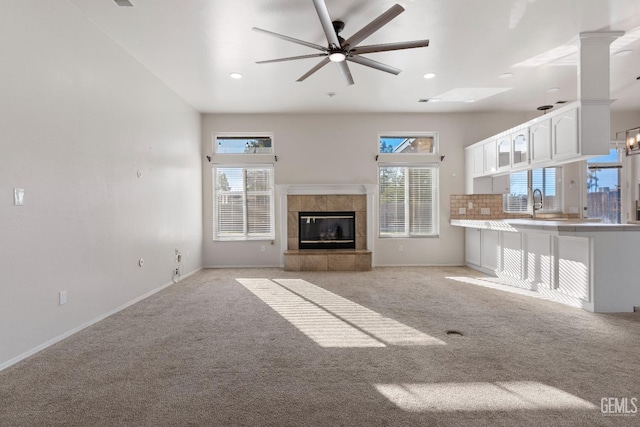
[532,188,543,218]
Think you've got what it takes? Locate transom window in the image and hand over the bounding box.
[214,135,273,154]
[379,134,438,154]
[213,166,274,240]
[379,165,439,237]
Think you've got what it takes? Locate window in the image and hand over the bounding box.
[379,134,438,154]
[214,135,273,154]
[379,165,439,237]
[587,148,621,223]
[213,166,274,240]
[503,170,529,213]
[532,168,561,212]
[503,168,562,213]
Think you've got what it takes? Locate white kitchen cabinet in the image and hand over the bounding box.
[465,228,481,266]
[465,228,499,273]
[481,229,499,271]
[491,175,509,194]
[497,136,511,171]
[511,128,529,168]
[483,139,497,174]
[552,107,579,160]
[472,144,484,177]
[530,118,552,164]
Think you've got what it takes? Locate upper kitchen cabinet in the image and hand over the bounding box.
[483,139,497,175]
[530,118,552,164]
[497,135,511,171]
[472,144,484,177]
[552,107,579,160]
[511,128,529,168]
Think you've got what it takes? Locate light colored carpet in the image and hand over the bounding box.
[1,266,639,426]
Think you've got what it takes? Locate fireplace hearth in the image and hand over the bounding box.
[298,211,355,250]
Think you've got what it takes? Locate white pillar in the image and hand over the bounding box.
[576,31,624,156]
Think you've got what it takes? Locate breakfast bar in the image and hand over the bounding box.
[451,218,640,312]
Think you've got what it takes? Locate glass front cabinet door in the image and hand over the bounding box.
[497,136,511,170]
[511,129,529,167]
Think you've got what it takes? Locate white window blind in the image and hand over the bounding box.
[379,165,438,237]
[503,168,562,213]
[532,167,562,212]
[504,170,529,213]
[213,166,274,240]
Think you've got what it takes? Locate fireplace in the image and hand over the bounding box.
[298,211,355,250]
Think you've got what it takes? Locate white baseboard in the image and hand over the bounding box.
[0,267,202,373]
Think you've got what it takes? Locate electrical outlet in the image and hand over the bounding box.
[468,202,473,209]
[481,207,490,215]
[59,291,67,305]
[458,207,466,215]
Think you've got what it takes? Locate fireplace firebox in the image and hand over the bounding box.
[298,211,355,250]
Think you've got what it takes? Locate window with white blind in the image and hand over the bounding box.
[532,167,562,213]
[379,165,439,237]
[503,170,529,213]
[213,166,274,240]
[503,167,562,213]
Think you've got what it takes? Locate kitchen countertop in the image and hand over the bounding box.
[450,218,640,232]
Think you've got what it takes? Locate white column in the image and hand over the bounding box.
[576,31,623,156]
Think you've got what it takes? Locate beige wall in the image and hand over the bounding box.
[201,112,536,267]
[0,1,203,368]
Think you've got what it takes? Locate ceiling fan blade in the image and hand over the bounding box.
[351,39,430,55]
[347,55,401,75]
[252,27,327,51]
[343,4,404,48]
[336,61,355,86]
[257,53,328,64]
[312,0,341,48]
[297,57,331,82]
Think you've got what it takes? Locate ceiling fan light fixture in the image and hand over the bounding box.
[329,52,346,62]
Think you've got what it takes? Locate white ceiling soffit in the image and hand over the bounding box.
[66,0,640,114]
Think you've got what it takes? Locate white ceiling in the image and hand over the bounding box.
[68,0,640,114]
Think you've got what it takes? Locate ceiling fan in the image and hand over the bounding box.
[252,0,429,86]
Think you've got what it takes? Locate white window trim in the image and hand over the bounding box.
[213,164,275,241]
[378,163,440,238]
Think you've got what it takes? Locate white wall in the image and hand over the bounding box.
[0,1,203,368]
[202,112,533,267]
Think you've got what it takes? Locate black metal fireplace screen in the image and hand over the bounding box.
[298,211,355,250]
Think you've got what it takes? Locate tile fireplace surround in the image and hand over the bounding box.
[281,186,373,271]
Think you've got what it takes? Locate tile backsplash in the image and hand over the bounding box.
[449,194,530,220]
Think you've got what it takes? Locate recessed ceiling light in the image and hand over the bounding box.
[547,87,560,92]
[423,72,436,79]
[613,49,633,57]
[229,72,243,79]
[499,72,514,79]
[465,99,477,103]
